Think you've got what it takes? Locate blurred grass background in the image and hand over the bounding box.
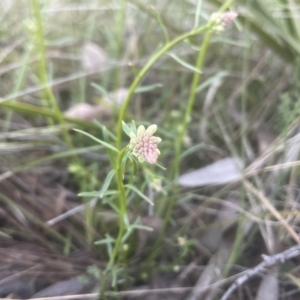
[1,0,300,299]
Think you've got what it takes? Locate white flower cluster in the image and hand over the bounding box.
[128,125,161,164]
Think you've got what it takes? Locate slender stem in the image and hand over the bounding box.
[107,148,128,270]
[115,0,234,149]
[112,0,127,90]
[30,0,74,151]
[30,0,57,112]
[3,45,32,132]
[116,24,210,149]
[99,148,127,298]
[167,30,213,217]
[145,31,213,267]
[219,0,235,12]
[144,0,235,267]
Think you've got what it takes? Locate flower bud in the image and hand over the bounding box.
[210,11,238,33]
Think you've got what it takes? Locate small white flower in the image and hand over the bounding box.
[129,124,161,164]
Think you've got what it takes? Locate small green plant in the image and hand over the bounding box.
[75,121,162,294]
[73,1,236,296]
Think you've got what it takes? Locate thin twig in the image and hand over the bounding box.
[221,244,300,300]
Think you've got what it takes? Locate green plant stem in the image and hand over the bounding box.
[145,31,213,269]
[113,0,127,90]
[107,149,127,270]
[100,148,128,298]
[145,31,213,267]
[3,45,32,132]
[30,0,74,151]
[115,0,234,150]
[146,0,234,266]
[30,0,57,112]
[116,24,210,149]
[167,30,212,221]
[0,101,98,129]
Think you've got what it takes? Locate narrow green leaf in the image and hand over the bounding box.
[125,184,154,206]
[94,120,116,140]
[0,101,97,129]
[121,227,133,243]
[73,128,119,153]
[132,224,154,231]
[122,121,133,137]
[124,214,130,227]
[155,163,166,170]
[94,236,115,245]
[130,157,138,177]
[95,234,115,256]
[180,143,204,159]
[101,124,116,167]
[168,52,202,73]
[107,201,120,214]
[100,169,116,197]
[91,82,108,97]
[78,191,101,197]
[135,83,163,93]
[121,149,131,176]
[196,71,228,93]
[131,120,137,133]
[78,190,118,198]
[193,0,203,28]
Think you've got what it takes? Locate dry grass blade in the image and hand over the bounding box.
[187,245,232,300]
[0,264,41,286]
[244,181,300,244]
[247,160,300,175]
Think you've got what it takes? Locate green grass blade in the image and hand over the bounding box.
[125,184,154,206]
[73,129,119,153]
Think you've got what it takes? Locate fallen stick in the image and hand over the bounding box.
[221,244,300,300]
